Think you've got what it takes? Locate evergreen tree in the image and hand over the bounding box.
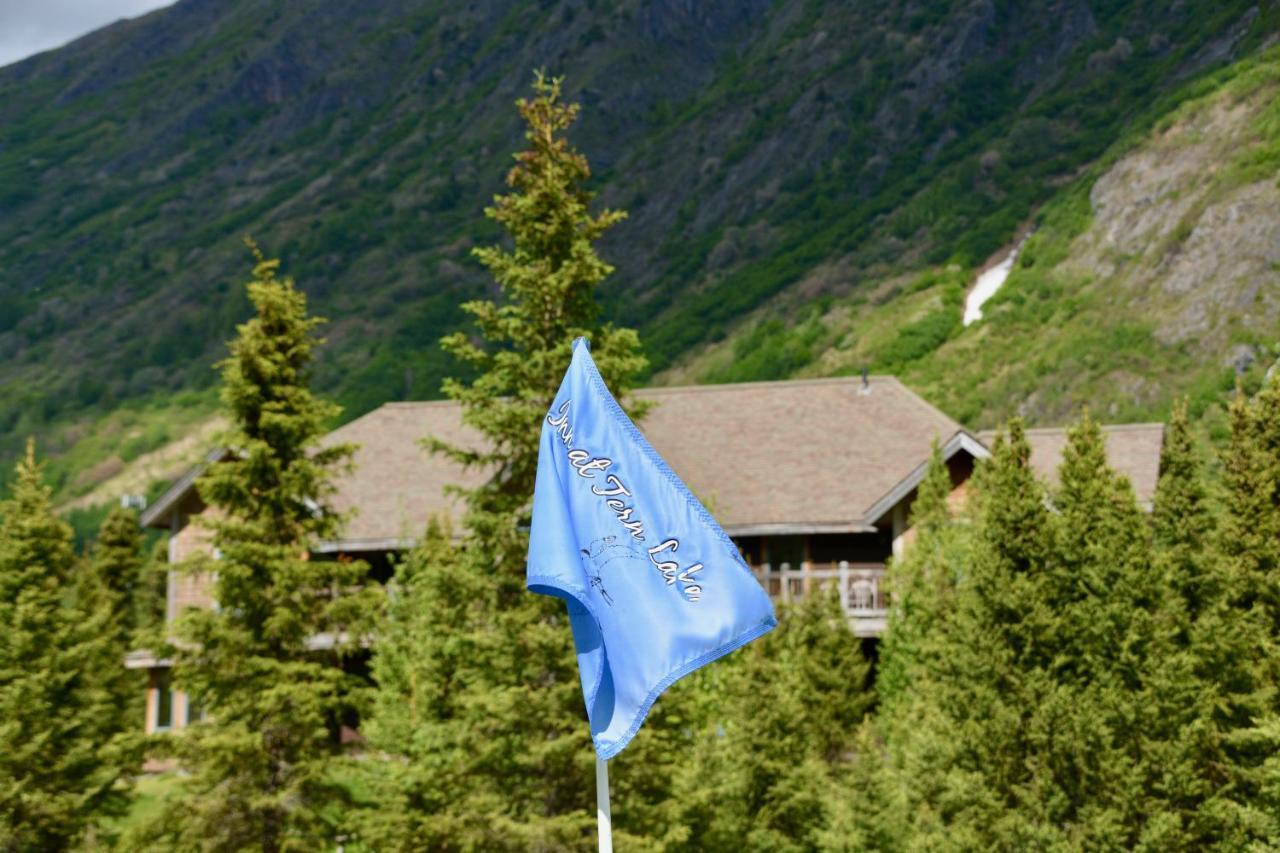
[142,245,380,851]
[85,502,146,666]
[1153,399,1213,619]
[1046,413,1187,847]
[1148,397,1262,846]
[947,420,1058,848]
[433,69,645,544]
[0,442,137,849]
[360,73,646,849]
[878,422,1054,848]
[1218,382,1280,620]
[85,506,145,636]
[137,535,171,635]
[1210,382,1280,843]
[875,441,975,849]
[353,518,494,847]
[82,507,147,723]
[665,588,876,851]
[877,440,962,710]
[883,414,1238,848]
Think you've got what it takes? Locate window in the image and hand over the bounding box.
[766,536,805,568]
[155,673,173,731]
[734,536,764,566]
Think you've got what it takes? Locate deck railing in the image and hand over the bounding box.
[750,561,888,637]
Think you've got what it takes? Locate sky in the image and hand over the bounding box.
[0,0,175,68]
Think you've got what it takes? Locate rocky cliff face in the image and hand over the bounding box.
[681,48,1279,429]
[1074,85,1280,360]
[966,52,1280,425]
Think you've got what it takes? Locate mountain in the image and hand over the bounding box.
[0,0,1277,498]
[674,45,1280,429]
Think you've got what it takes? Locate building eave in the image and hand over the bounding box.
[139,447,232,529]
[860,429,991,528]
[721,521,879,537]
[123,635,364,670]
[124,649,172,669]
[312,521,886,554]
[312,537,419,554]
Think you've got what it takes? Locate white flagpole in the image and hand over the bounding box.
[595,755,613,852]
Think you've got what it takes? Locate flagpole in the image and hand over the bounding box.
[595,755,613,852]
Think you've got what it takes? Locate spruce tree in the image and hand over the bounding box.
[879,422,1054,848]
[353,518,490,847]
[1047,413,1188,846]
[82,506,148,729]
[883,414,1233,848]
[85,506,145,635]
[142,245,380,851]
[1148,398,1262,846]
[1210,383,1280,844]
[876,441,975,848]
[1218,382,1280,620]
[136,536,171,635]
[85,502,146,676]
[433,69,645,542]
[1153,399,1213,619]
[0,442,137,849]
[665,588,875,850]
[360,73,646,849]
[950,420,1055,849]
[877,440,962,709]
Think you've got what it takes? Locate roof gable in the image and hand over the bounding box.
[860,429,990,527]
[138,447,234,529]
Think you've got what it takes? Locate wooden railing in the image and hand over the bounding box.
[750,561,888,637]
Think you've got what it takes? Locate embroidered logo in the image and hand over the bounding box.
[578,536,645,606]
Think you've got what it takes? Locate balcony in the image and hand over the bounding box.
[750,561,887,638]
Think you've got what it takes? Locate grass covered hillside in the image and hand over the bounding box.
[672,45,1280,431]
[2,0,1278,499]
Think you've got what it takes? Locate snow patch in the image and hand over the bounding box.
[963,238,1026,326]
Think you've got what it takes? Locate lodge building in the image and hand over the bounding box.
[126,375,1165,734]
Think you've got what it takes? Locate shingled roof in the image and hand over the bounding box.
[142,376,1166,548]
[977,423,1166,508]
[317,400,487,550]
[634,377,964,535]
[306,376,964,549]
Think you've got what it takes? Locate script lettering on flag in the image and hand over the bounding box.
[526,338,776,759]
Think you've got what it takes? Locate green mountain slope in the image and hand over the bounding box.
[673,47,1280,429]
[1,0,1277,496]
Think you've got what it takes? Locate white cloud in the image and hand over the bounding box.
[0,0,176,68]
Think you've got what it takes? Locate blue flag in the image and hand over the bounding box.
[527,338,777,760]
